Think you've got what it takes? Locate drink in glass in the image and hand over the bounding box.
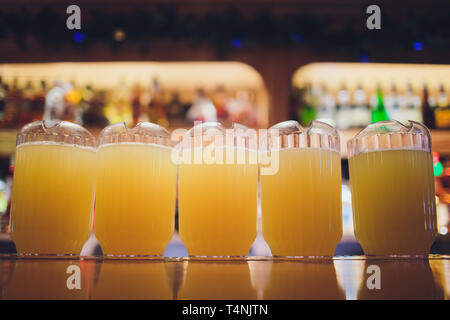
[348,120,437,256]
[178,122,258,257]
[261,120,342,257]
[10,121,96,256]
[95,122,176,257]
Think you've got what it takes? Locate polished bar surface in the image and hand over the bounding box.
[0,256,448,300]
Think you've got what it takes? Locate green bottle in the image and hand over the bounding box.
[299,82,317,126]
[371,84,389,123]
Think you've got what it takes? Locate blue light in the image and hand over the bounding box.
[73,32,85,43]
[291,33,303,43]
[360,55,370,63]
[231,38,242,48]
[413,41,423,51]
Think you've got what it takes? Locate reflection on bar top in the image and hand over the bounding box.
[0,255,449,300]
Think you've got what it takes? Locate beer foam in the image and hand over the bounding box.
[185,145,258,152]
[97,142,173,151]
[349,146,430,157]
[17,141,97,152]
[259,146,340,154]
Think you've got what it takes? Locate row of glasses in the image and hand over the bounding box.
[8,119,436,258]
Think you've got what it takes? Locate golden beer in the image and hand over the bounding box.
[178,123,258,257]
[261,120,342,257]
[348,120,437,256]
[10,121,96,256]
[94,122,176,257]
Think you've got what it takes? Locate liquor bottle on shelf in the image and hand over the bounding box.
[352,83,370,127]
[167,91,185,120]
[44,80,69,123]
[316,83,336,127]
[3,78,21,128]
[336,83,351,129]
[31,80,46,122]
[76,84,94,125]
[427,86,437,111]
[384,83,402,123]
[82,89,109,128]
[18,80,35,127]
[298,82,316,127]
[131,83,144,126]
[435,83,450,129]
[104,79,133,126]
[138,83,152,124]
[371,84,389,123]
[65,81,83,124]
[0,76,5,121]
[403,83,423,124]
[149,78,169,128]
[213,85,228,120]
[421,83,435,129]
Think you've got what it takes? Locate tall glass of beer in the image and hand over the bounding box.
[177,122,258,258]
[260,120,342,257]
[95,122,176,258]
[10,121,96,257]
[348,120,436,257]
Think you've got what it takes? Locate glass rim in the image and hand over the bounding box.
[261,120,340,152]
[16,120,96,148]
[347,120,432,158]
[97,121,172,147]
[177,121,257,150]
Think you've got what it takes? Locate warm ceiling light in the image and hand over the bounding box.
[113,28,126,42]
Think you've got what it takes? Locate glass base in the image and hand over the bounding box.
[102,254,164,260]
[363,254,430,260]
[272,255,334,260]
[16,252,81,259]
[187,255,249,261]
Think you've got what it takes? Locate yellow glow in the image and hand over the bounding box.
[292,62,450,95]
[0,61,265,91]
[0,61,269,127]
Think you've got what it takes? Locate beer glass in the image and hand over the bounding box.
[348,120,437,257]
[95,122,176,258]
[10,120,96,257]
[260,120,342,257]
[177,122,258,258]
